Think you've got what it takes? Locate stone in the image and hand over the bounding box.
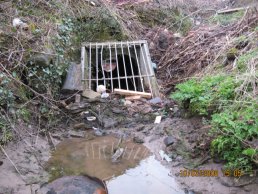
[39,175,107,194]
[74,123,86,129]
[82,89,101,99]
[135,124,145,131]
[133,136,144,144]
[124,100,132,106]
[148,97,162,104]
[164,136,175,147]
[102,118,118,128]
[68,131,85,138]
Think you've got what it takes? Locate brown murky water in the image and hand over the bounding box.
[46,136,150,181]
[46,136,184,194]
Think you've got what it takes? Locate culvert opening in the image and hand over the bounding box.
[81,41,159,97]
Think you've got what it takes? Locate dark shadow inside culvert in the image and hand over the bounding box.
[93,54,140,91]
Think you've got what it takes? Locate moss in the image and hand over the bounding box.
[226,47,238,61]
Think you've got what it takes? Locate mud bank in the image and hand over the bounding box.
[0,99,257,194]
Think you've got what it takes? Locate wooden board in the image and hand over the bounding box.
[125,95,142,100]
[114,89,152,99]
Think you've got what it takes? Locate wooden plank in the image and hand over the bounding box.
[125,95,141,100]
[217,7,245,14]
[114,88,152,99]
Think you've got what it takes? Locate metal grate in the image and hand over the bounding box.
[81,40,159,97]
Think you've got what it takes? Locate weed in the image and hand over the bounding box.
[171,75,239,115]
[211,105,258,172]
[171,74,257,172]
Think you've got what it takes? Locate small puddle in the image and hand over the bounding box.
[46,136,184,193]
[107,155,184,194]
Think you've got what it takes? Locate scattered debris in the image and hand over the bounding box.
[97,85,106,94]
[87,116,96,121]
[12,18,28,30]
[111,148,124,163]
[114,89,152,99]
[154,116,162,124]
[164,136,175,147]
[101,92,109,99]
[159,150,172,162]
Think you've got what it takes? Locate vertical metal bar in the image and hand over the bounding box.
[100,45,106,87]
[81,46,85,81]
[109,43,113,92]
[140,44,153,96]
[127,41,137,91]
[133,42,145,92]
[121,42,129,90]
[96,43,98,89]
[89,43,92,89]
[115,43,121,89]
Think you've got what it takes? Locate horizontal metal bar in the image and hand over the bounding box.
[82,74,155,81]
[82,40,147,47]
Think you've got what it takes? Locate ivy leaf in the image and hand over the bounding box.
[242,148,256,157]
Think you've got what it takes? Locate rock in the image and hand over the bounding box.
[82,89,101,99]
[135,124,145,131]
[93,128,106,137]
[112,108,124,114]
[148,97,162,104]
[0,161,3,166]
[133,137,144,144]
[68,131,85,138]
[39,175,107,194]
[102,118,118,128]
[164,136,175,147]
[74,123,86,129]
[124,100,132,106]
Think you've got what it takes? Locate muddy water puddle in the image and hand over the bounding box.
[46,136,184,193]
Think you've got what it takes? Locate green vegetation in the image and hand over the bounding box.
[211,106,257,172]
[171,73,257,172]
[171,75,240,115]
